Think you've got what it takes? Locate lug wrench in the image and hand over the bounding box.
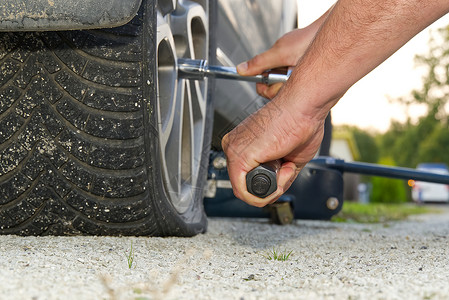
[178,58,288,198]
[178,58,291,85]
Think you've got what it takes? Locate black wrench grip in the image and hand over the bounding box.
[246,160,281,198]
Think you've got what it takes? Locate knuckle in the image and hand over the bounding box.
[277,51,291,66]
[266,87,278,99]
[256,85,268,98]
[266,84,282,99]
[248,54,263,70]
[276,186,284,196]
[253,201,268,208]
[221,133,230,151]
[273,37,285,49]
[232,189,243,201]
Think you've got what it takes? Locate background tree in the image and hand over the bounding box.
[381,24,449,168]
[418,123,449,163]
[336,125,379,163]
[351,126,379,163]
[370,158,408,203]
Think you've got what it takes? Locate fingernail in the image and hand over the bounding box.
[237,62,248,73]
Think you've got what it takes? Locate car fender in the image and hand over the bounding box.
[0,0,143,31]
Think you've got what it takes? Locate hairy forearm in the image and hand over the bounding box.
[283,0,449,121]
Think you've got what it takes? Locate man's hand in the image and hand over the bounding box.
[236,29,311,99]
[221,92,326,207]
[222,6,334,207]
[236,6,333,99]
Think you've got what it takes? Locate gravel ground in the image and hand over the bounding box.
[1,207,449,300]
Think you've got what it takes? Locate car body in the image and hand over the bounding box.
[212,0,297,145]
[411,163,449,203]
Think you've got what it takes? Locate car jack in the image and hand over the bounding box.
[204,152,449,225]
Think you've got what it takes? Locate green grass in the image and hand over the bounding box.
[125,241,135,269]
[262,248,293,261]
[332,202,437,223]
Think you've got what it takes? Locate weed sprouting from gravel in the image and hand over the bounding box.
[125,241,135,269]
[263,248,293,261]
[101,248,213,300]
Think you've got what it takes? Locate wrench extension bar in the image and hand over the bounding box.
[178,58,291,85]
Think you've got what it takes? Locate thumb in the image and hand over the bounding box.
[236,48,284,76]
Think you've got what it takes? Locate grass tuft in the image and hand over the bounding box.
[263,248,293,261]
[125,241,135,269]
[332,202,437,223]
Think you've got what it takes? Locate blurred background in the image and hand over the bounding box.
[298,1,449,204]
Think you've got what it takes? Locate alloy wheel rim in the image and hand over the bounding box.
[156,0,208,214]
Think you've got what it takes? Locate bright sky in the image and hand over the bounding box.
[297,1,449,133]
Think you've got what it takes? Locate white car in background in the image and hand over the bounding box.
[411,163,449,203]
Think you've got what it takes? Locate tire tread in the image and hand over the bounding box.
[0,11,159,235]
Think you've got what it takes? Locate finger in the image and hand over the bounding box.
[256,83,283,99]
[225,157,278,207]
[228,163,279,208]
[256,83,269,98]
[277,161,300,195]
[235,162,297,208]
[224,135,282,207]
[237,49,285,76]
[264,83,284,99]
[240,186,284,207]
[221,129,262,203]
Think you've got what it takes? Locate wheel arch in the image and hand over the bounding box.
[0,0,143,31]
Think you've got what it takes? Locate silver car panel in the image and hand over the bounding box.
[213,0,297,140]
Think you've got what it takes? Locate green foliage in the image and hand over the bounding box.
[125,241,135,269]
[381,25,449,168]
[262,248,293,261]
[350,126,379,163]
[418,123,449,163]
[332,202,433,223]
[337,125,379,163]
[370,158,407,203]
[400,25,449,117]
[370,177,407,203]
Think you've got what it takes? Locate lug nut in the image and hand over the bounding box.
[212,156,227,169]
[326,197,339,210]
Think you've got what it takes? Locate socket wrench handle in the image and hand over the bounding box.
[177,58,208,80]
[178,58,291,85]
[246,160,281,198]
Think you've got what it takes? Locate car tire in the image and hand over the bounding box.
[0,0,213,236]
